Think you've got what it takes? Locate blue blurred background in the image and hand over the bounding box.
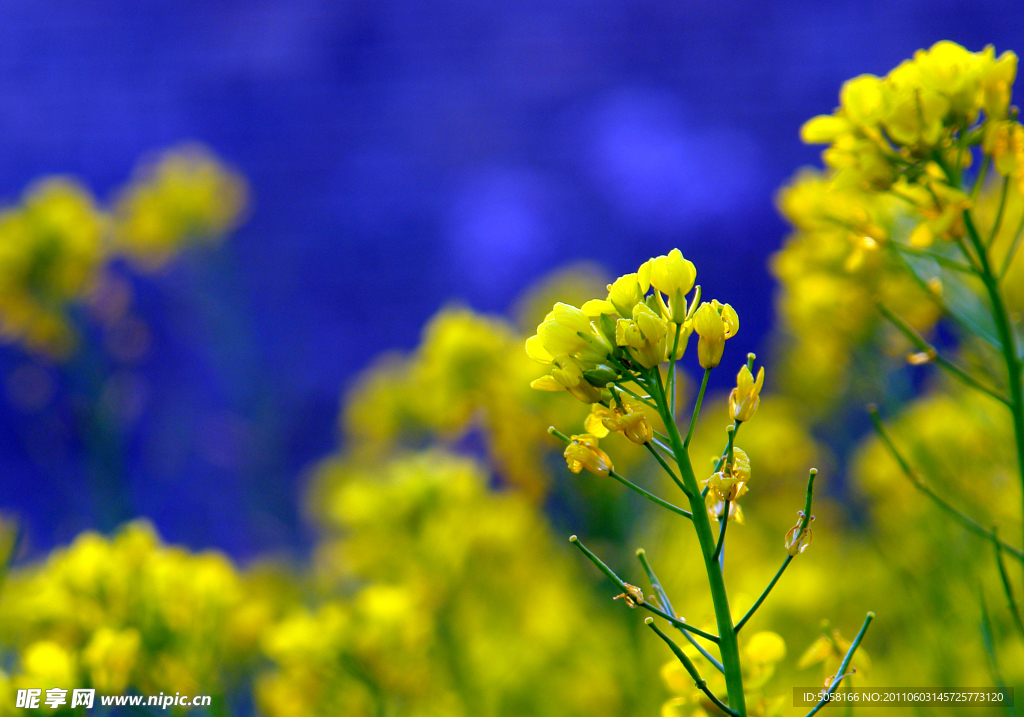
[0,0,1020,559]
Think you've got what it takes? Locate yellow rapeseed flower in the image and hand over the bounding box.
[693,301,739,368]
[647,248,696,322]
[729,364,765,422]
[564,434,613,477]
[113,144,247,269]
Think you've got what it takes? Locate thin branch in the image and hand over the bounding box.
[711,501,729,565]
[548,428,691,518]
[987,176,1010,248]
[644,442,693,500]
[978,592,1015,717]
[669,322,683,416]
[569,536,720,642]
[875,302,1010,406]
[992,527,1024,639]
[867,407,1024,562]
[998,207,1024,280]
[637,549,724,673]
[736,469,817,632]
[612,382,657,410]
[804,612,875,717]
[646,619,738,717]
[609,469,693,520]
[891,242,975,274]
[684,368,712,448]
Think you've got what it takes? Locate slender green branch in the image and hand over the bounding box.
[548,428,692,518]
[736,469,816,632]
[992,527,1024,639]
[645,442,693,499]
[738,555,793,632]
[961,211,1024,553]
[987,176,1010,248]
[875,302,1010,406]
[889,245,1001,347]
[998,208,1024,279]
[867,408,1024,562]
[637,549,725,673]
[610,469,693,520]
[712,502,729,565]
[978,592,1014,717]
[646,618,738,717]
[651,434,674,452]
[891,242,975,274]
[969,154,991,199]
[685,368,712,448]
[804,612,875,717]
[713,422,742,473]
[612,382,657,409]
[955,235,984,273]
[569,536,720,643]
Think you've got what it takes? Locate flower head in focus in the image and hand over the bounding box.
[729,363,765,422]
[704,447,751,523]
[527,249,709,402]
[584,397,654,446]
[563,434,614,478]
[693,301,739,369]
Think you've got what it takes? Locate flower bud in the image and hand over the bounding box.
[728,364,765,422]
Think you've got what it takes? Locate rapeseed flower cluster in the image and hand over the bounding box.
[0,145,246,357]
[343,307,598,498]
[257,450,637,717]
[0,522,277,710]
[0,180,107,356]
[773,41,1024,410]
[772,39,1024,696]
[529,249,875,717]
[526,249,721,402]
[112,144,248,269]
[660,630,788,717]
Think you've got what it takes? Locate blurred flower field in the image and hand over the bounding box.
[0,39,1021,717]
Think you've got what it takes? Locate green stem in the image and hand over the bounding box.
[804,612,875,717]
[646,619,738,717]
[714,422,741,473]
[669,322,683,416]
[637,549,725,673]
[712,501,729,565]
[644,442,693,499]
[963,211,1024,553]
[612,382,657,409]
[988,176,1010,248]
[998,207,1024,279]
[651,370,747,716]
[685,368,712,448]
[569,536,720,642]
[992,527,1024,639]
[736,469,816,632]
[970,154,992,199]
[609,469,692,520]
[891,242,975,274]
[548,428,692,518]
[868,407,1024,562]
[978,592,1014,717]
[875,302,1009,406]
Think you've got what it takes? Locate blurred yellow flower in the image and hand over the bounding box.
[113,144,247,269]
